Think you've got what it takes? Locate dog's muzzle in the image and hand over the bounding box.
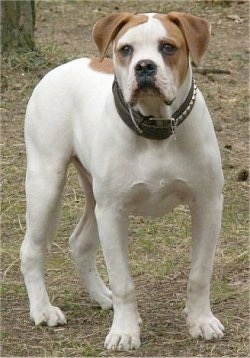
[135,60,157,88]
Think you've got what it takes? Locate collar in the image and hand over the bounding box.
[112,78,197,140]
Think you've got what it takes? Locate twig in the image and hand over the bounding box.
[2,258,19,281]
[194,67,231,75]
[225,250,248,264]
[52,242,67,254]
[18,215,25,233]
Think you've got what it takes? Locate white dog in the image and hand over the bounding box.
[21,11,225,351]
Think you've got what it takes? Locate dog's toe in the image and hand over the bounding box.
[92,292,113,310]
[188,314,224,340]
[105,332,140,351]
[31,305,67,327]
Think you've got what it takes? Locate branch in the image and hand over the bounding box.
[193,67,231,75]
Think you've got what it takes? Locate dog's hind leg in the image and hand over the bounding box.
[69,162,112,310]
[20,159,68,326]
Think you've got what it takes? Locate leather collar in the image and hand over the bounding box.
[112,78,197,140]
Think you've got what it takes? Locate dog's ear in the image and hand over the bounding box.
[167,12,211,66]
[92,13,134,61]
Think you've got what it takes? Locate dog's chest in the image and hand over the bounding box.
[126,176,189,216]
[108,145,192,216]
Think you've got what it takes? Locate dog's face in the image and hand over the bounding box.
[113,14,189,106]
[93,12,210,108]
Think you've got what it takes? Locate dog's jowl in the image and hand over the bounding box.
[21,12,224,351]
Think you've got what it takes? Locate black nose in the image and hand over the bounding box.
[135,60,157,77]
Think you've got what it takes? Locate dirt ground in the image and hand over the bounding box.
[1,1,249,357]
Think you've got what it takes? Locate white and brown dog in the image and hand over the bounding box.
[21,12,225,351]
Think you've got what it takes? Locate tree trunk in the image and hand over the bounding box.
[1,0,36,53]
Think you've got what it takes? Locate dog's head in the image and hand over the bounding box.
[93,12,210,111]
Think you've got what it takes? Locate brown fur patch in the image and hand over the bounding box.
[157,12,210,66]
[114,14,148,68]
[93,13,148,60]
[154,14,189,86]
[93,13,133,60]
[89,57,114,74]
[114,14,148,43]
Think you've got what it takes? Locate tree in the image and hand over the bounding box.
[1,0,36,54]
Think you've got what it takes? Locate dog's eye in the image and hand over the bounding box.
[119,45,133,57]
[160,43,177,56]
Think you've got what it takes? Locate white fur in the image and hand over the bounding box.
[21,14,224,351]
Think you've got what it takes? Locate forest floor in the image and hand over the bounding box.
[1,1,249,357]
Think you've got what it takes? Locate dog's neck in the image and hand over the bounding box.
[133,95,167,118]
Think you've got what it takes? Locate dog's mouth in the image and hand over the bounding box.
[130,79,175,106]
[137,75,155,90]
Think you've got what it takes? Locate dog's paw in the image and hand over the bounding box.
[104,332,141,351]
[94,293,113,310]
[90,285,113,310]
[187,314,225,340]
[31,305,67,327]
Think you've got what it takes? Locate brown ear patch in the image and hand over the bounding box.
[92,13,134,60]
[92,13,148,60]
[89,57,114,74]
[113,14,148,43]
[156,12,210,66]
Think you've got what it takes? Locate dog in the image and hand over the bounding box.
[21,11,225,351]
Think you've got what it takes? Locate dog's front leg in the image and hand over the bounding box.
[186,194,225,340]
[95,205,140,351]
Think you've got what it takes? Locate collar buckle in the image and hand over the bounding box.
[149,117,176,133]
